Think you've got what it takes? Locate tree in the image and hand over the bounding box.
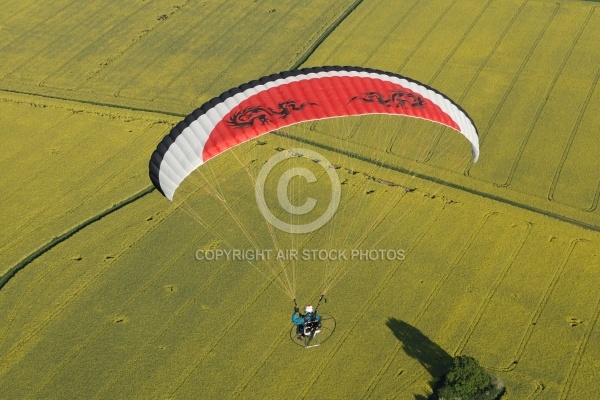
[436,355,503,400]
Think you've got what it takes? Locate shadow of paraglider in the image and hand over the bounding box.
[386,318,453,399]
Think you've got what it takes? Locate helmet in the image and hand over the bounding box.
[305,305,314,313]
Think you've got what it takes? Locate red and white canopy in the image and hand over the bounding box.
[149,66,479,200]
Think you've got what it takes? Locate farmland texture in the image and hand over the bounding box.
[1,0,599,399]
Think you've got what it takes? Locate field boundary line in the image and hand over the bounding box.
[32,225,216,398]
[0,186,155,291]
[6,121,170,241]
[272,129,600,233]
[0,194,171,379]
[291,0,364,69]
[92,198,249,398]
[314,0,387,150]
[590,173,600,212]
[322,0,382,66]
[0,118,162,257]
[0,87,186,117]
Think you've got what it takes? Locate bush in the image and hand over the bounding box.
[435,356,503,400]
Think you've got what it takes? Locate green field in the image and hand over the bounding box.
[1,0,599,399]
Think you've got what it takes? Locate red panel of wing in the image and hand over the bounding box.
[202,75,459,161]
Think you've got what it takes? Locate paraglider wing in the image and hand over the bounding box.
[149,66,479,200]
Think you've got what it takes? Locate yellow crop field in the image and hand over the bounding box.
[0,92,177,273]
[1,0,599,399]
[0,0,359,114]
[304,0,600,229]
